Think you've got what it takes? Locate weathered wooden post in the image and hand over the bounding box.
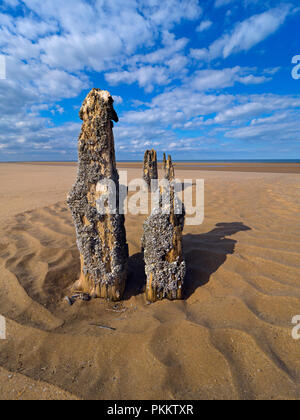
[142,155,186,302]
[67,89,128,301]
[143,149,158,189]
[164,154,175,181]
[163,152,167,172]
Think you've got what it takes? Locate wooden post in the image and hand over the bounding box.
[143,149,158,189]
[164,154,175,181]
[67,89,128,301]
[142,155,186,302]
[163,152,167,173]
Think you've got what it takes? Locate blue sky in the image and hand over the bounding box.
[0,0,299,161]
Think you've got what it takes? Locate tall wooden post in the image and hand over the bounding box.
[67,89,128,301]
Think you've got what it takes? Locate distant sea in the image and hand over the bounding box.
[1,159,300,163]
[120,159,300,163]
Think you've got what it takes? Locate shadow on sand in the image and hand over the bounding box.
[124,222,251,301]
[183,222,251,299]
[124,252,147,300]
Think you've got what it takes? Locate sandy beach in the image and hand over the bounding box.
[0,162,300,400]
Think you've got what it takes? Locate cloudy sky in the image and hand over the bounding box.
[0,0,299,161]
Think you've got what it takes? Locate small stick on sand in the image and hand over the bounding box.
[105,308,127,313]
[89,323,116,331]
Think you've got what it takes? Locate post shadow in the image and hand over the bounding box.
[183,222,251,299]
[124,222,251,300]
[123,251,147,300]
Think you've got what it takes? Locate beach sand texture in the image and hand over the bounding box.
[0,163,299,400]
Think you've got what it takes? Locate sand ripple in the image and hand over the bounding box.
[0,171,300,399]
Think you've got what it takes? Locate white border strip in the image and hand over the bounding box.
[0,315,6,340]
[0,56,6,80]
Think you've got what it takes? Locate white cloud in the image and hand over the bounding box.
[113,95,123,105]
[190,48,209,60]
[166,54,189,73]
[250,112,287,125]
[15,18,59,40]
[215,0,235,7]
[214,102,266,123]
[0,0,298,159]
[105,32,190,91]
[6,57,88,99]
[225,117,300,141]
[107,64,270,93]
[214,0,275,9]
[0,1,201,120]
[188,67,270,91]
[0,0,205,158]
[2,0,20,6]
[196,20,213,32]
[110,87,300,153]
[192,68,241,90]
[223,6,290,58]
[192,5,292,61]
[239,74,272,85]
[139,0,203,28]
[128,32,189,67]
[17,0,201,72]
[105,66,171,92]
[214,95,300,124]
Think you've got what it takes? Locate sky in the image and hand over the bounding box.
[0,0,299,161]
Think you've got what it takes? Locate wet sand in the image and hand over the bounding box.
[0,163,300,400]
[2,161,300,174]
[119,161,300,174]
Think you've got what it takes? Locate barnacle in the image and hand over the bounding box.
[67,89,128,301]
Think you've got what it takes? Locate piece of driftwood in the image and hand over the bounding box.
[89,323,116,331]
[142,155,186,302]
[143,149,158,189]
[68,89,128,301]
[64,292,91,306]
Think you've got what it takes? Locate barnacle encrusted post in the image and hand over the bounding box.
[164,154,175,181]
[67,88,128,301]
[162,153,167,172]
[142,155,186,302]
[143,149,158,189]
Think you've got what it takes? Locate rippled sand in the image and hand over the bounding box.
[0,163,299,400]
